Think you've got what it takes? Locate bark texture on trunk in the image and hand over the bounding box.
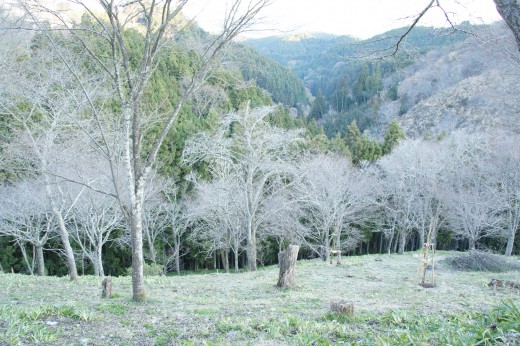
[130,196,146,301]
[495,0,520,51]
[247,230,257,271]
[277,245,299,288]
[35,245,45,276]
[398,231,406,255]
[504,228,517,256]
[101,277,112,299]
[220,248,230,273]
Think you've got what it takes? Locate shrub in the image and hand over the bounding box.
[444,250,520,272]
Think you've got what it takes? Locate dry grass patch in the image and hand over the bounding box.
[0,252,519,345]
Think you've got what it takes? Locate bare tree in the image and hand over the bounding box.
[184,105,302,271]
[442,133,502,250]
[10,0,271,300]
[189,175,246,273]
[296,154,373,263]
[489,135,520,256]
[70,188,123,277]
[377,146,420,255]
[0,180,55,276]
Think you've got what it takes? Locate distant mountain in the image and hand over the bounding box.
[245,22,520,138]
[245,26,467,97]
[387,23,520,138]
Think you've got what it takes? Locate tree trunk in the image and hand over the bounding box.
[398,231,406,255]
[18,242,34,275]
[220,248,229,273]
[277,245,299,288]
[324,228,331,263]
[469,238,476,251]
[504,227,517,256]
[55,211,78,280]
[173,244,180,276]
[35,244,45,276]
[335,227,342,266]
[494,0,520,51]
[97,241,104,277]
[146,230,156,264]
[387,232,394,254]
[130,191,146,301]
[246,227,257,271]
[45,178,78,281]
[234,249,239,273]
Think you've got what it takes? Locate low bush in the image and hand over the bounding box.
[444,250,520,272]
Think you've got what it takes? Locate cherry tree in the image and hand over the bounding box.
[184,105,303,271]
[0,180,55,276]
[489,135,520,255]
[442,133,502,250]
[296,154,374,263]
[70,188,123,277]
[189,176,246,273]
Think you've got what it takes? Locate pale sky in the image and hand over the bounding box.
[183,0,502,39]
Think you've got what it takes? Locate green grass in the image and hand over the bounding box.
[1,252,519,345]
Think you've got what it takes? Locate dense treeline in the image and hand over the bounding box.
[245,26,474,136]
[0,8,517,279]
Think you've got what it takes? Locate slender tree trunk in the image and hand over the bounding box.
[469,238,476,251]
[93,257,100,277]
[234,249,239,273]
[398,230,406,255]
[387,232,394,254]
[173,245,180,276]
[130,189,146,301]
[54,209,78,279]
[246,224,257,271]
[18,242,34,275]
[35,244,45,276]
[335,226,342,265]
[44,177,78,280]
[324,228,331,263]
[220,248,230,273]
[504,226,517,256]
[146,230,156,264]
[97,241,104,277]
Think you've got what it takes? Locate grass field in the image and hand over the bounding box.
[1,252,519,345]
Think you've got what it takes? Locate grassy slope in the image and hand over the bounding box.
[1,252,519,345]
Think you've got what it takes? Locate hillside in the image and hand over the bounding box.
[383,23,520,137]
[1,253,519,345]
[245,23,520,138]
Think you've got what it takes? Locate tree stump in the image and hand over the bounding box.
[101,277,112,299]
[329,300,354,316]
[277,245,299,288]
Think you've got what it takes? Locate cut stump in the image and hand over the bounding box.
[330,300,354,316]
[277,245,299,288]
[101,277,112,298]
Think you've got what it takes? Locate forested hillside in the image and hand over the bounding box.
[245,23,520,139]
[0,1,519,288]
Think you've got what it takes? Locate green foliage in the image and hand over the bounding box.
[382,119,405,155]
[309,90,327,120]
[126,262,164,276]
[345,121,382,164]
[387,82,399,101]
[230,44,309,106]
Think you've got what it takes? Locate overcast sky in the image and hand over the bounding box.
[183,0,502,39]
